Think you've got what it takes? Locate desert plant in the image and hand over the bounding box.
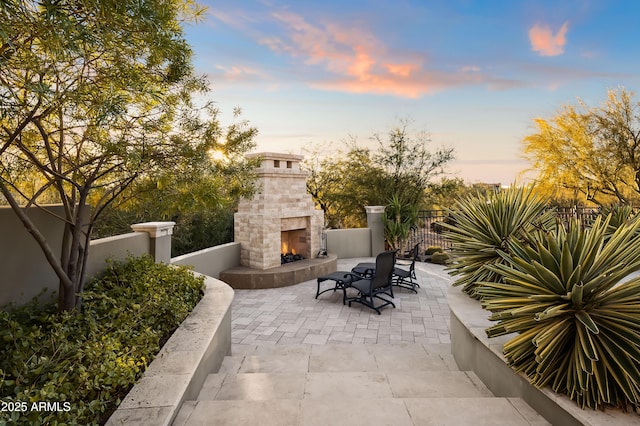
[425,246,443,255]
[383,194,419,252]
[479,215,640,410]
[430,251,451,265]
[600,204,639,239]
[442,186,556,299]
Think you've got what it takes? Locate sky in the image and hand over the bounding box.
[183,0,640,184]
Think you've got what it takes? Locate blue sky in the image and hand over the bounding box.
[184,0,640,184]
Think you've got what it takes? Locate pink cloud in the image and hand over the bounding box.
[529,22,569,56]
[215,8,524,97]
[259,11,462,97]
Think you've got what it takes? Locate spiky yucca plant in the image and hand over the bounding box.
[442,186,556,299]
[479,215,640,411]
[601,204,639,239]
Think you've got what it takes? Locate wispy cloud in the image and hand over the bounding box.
[212,65,268,82]
[258,10,501,98]
[529,21,569,56]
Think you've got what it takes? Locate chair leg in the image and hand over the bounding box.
[393,274,420,293]
[348,293,395,315]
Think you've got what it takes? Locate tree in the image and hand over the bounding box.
[0,0,215,311]
[372,119,454,207]
[93,108,261,256]
[304,120,454,228]
[523,88,640,206]
[305,143,385,228]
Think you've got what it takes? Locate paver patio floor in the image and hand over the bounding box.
[230,257,453,349]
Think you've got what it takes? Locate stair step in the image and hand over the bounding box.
[175,397,550,426]
[218,343,459,375]
[196,370,491,401]
[174,343,550,425]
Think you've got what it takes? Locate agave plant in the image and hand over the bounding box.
[442,186,556,299]
[479,215,640,410]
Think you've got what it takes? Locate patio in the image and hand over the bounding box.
[229,257,453,348]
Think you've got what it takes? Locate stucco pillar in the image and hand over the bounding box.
[365,206,385,256]
[131,221,175,263]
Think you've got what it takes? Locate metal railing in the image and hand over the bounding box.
[406,210,452,251]
[405,207,607,253]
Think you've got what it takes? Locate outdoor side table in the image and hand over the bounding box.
[351,262,376,278]
[316,272,357,305]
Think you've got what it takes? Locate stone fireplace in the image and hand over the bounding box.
[233,152,324,270]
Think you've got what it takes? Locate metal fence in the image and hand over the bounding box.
[553,206,601,228]
[405,207,605,253]
[406,210,452,251]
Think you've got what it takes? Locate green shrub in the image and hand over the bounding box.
[425,246,443,255]
[0,256,204,425]
[442,186,556,299]
[430,252,451,264]
[479,215,640,411]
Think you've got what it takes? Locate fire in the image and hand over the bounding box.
[281,240,296,255]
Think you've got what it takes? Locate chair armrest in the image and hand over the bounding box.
[343,272,365,282]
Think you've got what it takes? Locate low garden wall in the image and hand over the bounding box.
[325,228,372,258]
[171,242,241,279]
[449,285,637,425]
[106,274,234,426]
[85,232,150,279]
[0,205,68,307]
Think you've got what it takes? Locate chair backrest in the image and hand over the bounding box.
[411,243,420,260]
[372,251,396,290]
[409,243,420,271]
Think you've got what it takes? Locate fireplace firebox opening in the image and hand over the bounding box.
[281,229,307,264]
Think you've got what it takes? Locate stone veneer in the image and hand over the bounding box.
[234,152,324,270]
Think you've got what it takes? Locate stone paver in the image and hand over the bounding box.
[230,258,452,348]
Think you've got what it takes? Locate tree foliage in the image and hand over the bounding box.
[93,108,260,256]
[0,0,215,311]
[304,121,454,228]
[523,88,640,206]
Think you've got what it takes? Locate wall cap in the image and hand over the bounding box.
[131,222,175,238]
[365,206,386,213]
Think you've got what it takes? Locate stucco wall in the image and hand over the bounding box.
[86,232,151,280]
[325,228,372,258]
[0,205,155,308]
[0,205,68,307]
[171,242,241,278]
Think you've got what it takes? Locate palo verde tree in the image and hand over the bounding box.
[523,87,640,206]
[0,0,218,311]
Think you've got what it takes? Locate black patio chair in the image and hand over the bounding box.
[345,251,396,315]
[316,272,360,305]
[393,243,420,293]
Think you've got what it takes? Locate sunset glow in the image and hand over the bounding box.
[187,1,640,184]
